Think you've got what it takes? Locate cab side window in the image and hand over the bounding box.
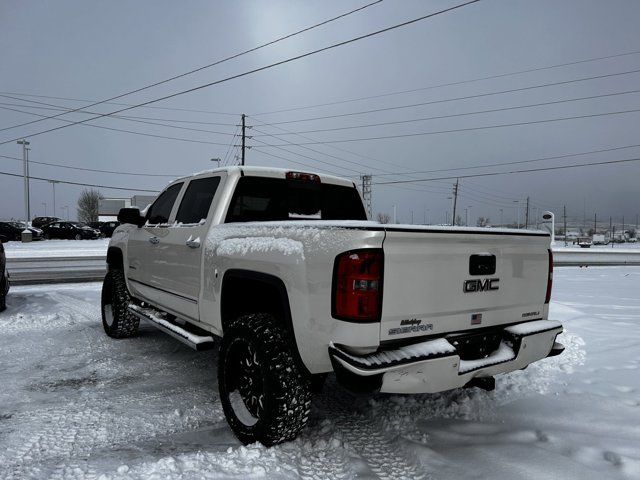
[175,177,220,224]
[146,183,183,225]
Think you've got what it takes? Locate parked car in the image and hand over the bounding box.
[0,221,44,242]
[0,240,8,311]
[98,221,120,238]
[41,221,101,240]
[576,236,592,248]
[103,166,562,446]
[32,216,62,229]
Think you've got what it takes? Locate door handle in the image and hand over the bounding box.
[149,236,160,245]
[186,236,201,249]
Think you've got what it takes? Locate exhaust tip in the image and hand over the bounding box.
[464,376,495,392]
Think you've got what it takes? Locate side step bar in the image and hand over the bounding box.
[128,304,216,351]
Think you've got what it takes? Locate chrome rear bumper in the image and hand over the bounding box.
[329,319,563,394]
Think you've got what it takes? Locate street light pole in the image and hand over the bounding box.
[49,180,59,215]
[42,202,47,215]
[17,139,30,225]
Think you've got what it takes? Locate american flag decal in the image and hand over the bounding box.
[471,313,482,325]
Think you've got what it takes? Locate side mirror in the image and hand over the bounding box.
[117,207,144,227]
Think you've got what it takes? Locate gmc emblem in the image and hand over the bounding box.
[463,278,499,293]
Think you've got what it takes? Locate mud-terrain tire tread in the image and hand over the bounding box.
[101,268,139,338]
[218,313,312,446]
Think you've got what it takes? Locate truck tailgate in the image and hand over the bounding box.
[380,228,550,342]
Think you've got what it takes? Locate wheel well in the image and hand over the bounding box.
[221,270,291,332]
[221,269,308,375]
[106,247,124,270]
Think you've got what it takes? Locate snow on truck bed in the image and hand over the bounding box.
[1,267,639,479]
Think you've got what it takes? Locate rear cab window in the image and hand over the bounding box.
[145,182,183,225]
[225,176,367,223]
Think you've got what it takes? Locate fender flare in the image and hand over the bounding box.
[221,269,309,375]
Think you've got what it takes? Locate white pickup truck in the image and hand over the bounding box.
[102,166,563,446]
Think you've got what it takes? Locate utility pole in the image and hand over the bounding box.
[610,216,613,247]
[393,205,397,224]
[451,178,459,226]
[17,139,30,225]
[241,114,246,166]
[594,213,597,234]
[525,196,530,229]
[622,215,625,238]
[563,205,567,246]
[499,209,504,226]
[360,174,372,219]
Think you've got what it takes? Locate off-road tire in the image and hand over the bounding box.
[101,268,139,338]
[218,313,312,446]
[0,274,7,312]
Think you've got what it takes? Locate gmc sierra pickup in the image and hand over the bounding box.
[102,166,563,446]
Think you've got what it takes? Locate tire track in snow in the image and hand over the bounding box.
[0,288,224,480]
[314,384,431,480]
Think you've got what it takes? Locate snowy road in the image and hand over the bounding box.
[0,268,639,479]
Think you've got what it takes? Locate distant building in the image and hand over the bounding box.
[98,195,156,221]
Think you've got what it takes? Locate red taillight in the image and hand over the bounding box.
[333,249,383,322]
[545,249,553,304]
[286,171,321,182]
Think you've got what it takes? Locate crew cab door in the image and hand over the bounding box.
[149,174,222,321]
[126,181,184,310]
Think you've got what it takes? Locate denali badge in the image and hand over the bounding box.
[400,318,422,326]
[463,278,499,293]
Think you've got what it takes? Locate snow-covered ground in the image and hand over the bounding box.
[0,268,639,479]
[3,238,109,258]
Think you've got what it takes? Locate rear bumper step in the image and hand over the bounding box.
[128,304,215,351]
[330,319,563,394]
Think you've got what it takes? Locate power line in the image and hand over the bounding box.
[255,48,640,116]
[0,0,384,133]
[0,153,180,177]
[0,94,237,136]
[0,92,236,117]
[251,127,370,174]
[252,88,640,136]
[371,142,640,177]
[250,147,344,177]
[258,107,640,146]
[374,156,640,185]
[259,67,640,126]
[250,116,431,176]
[251,137,362,175]
[0,100,237,126]
[0,104,233,146]
[0,169,160,192]
[0,0,481,146]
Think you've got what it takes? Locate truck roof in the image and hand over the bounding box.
[179,166,356,188]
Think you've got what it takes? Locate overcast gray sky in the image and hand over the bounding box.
[1,0,639,227]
